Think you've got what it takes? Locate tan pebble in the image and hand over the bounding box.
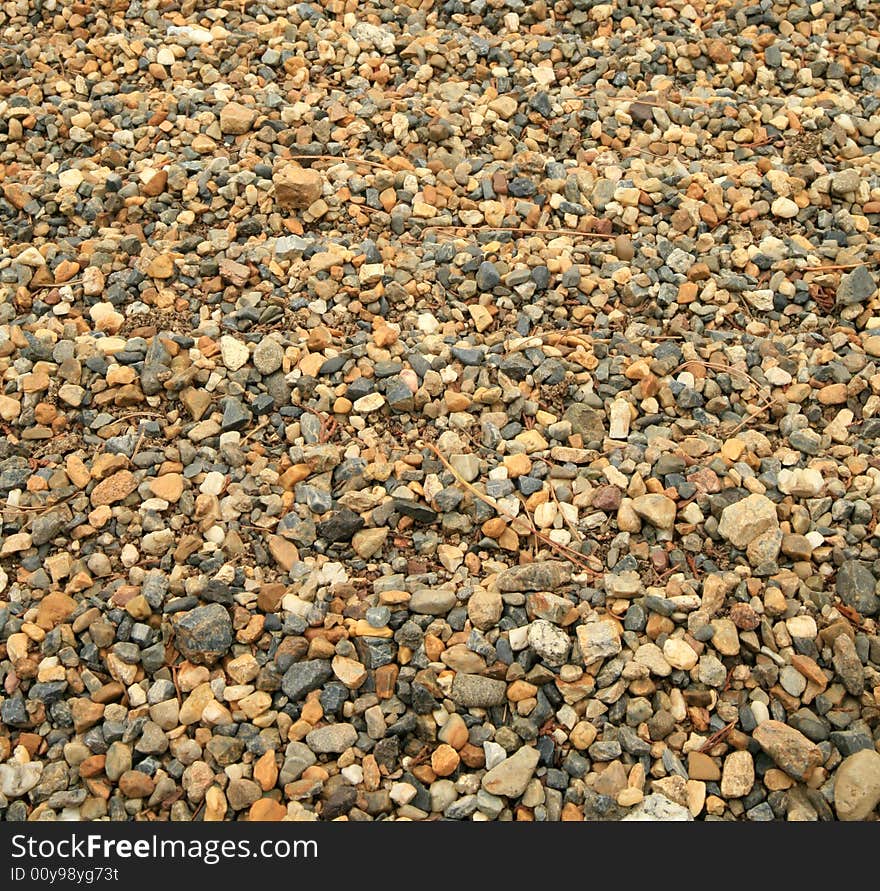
[617,787,644,807]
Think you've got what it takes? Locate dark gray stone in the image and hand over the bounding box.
[173,603,233,664]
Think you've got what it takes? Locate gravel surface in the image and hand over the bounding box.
[1,0,880,822]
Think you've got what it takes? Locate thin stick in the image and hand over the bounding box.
[549,483,582,544]
[674,360,776,435]
[190,797,206,822]
[130,424,147,462]
[422,224,617,240]
[427,443,599,573]
[240,417,270,444]
[30,279,83,290]
[802,263,865,272]
[285,154,391,171]
[699,720,736,753]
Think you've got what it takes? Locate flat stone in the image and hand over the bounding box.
[305,723,358,754]
[496,561,572,592]
[410,587,457,615]
[90,470,137,507]
[621,794,693,821]
[632,494,676,529]
[450,674,507,708]
[836,561,879,617]
[481,746,540,798]
[837,265,875,305]
[752,720,823,781]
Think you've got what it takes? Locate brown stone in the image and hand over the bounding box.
[459,743,485,769]
[257,583,286,612]
[90,470,137,507]
[267,534,298,570]
[688,750,721,781]
[36,591,77,629]
[273,165,323,208]
[147,254,175,279]
[431,744,460,777]
[70,697,104,733]
[140,168,167,196]
[791,654,828,691]
[374,664,398,700]
[78,755,106,778]
[220,101,257,134]
[249,798,287,821]
[118,770,155,798]
[253,750,279,792]
[149,473,184,502]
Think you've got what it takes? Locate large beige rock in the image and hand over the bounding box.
[753,720,822,781]
[718,494,778,549]
[834,749,880,821]
[219,101,257,134]
[273,166,324,208]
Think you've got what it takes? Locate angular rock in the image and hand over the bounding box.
[496,561,572,593]
[718,494,778,549]
[481,746,540,798]
[174,604,233,664]
[753,720,823,781]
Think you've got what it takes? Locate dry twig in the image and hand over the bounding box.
[422,224,616,240]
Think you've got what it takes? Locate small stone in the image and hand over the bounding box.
[576,622,621,666]
[496,561,572,592]
[149,473,184,503]
[0,761,43,798]
[663,638,698,671]
[90,470,137,507]
[621,794,693,821]
[220,102,257,134]
[253,338,284,375]
[451,674,507,708]
[353,393,386,413]
[431,744,460,777]
[219,336,249,371]
[282,660,333,702]
[837,265,875,305]
[467,589,502,631]
[771,197,799,218]
[118,770,155,799]
[835,561,879,617]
